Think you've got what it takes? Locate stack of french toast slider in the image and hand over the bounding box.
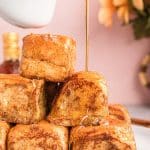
[0,34,136,150]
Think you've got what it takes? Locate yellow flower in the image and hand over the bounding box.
[98,0,144,27]
[99,0,114,7]
[98,0,115,27]
[117,5,130,23]
[114,0,144,23]
[98,7,115,27]
[113,0,130,24]
[113,0,128,6]
[132,0,144,11]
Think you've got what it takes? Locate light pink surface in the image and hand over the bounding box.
[0,0,149,104]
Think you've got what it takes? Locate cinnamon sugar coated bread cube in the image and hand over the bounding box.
[20,34,76,82]
[70,105,136,150]
[70,122,136,150]
[0,74,46,124]
[48,71,109,126]
[7,121,68,150]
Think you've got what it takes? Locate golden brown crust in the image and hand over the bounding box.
[20,34,76,82]
[70,124,136,150]
[0,121,10,150]
[7,121,68,150]
[109,104,131,124]
[0,74,46,124]
[70,104,136,150]
[47,71,108,126]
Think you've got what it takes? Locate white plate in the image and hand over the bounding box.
[132,125,150,150]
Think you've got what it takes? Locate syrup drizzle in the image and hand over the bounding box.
[85,0,89,71]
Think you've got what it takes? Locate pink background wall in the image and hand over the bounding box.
[0,0,149,105]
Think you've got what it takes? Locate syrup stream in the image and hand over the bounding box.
[85,0,89,71]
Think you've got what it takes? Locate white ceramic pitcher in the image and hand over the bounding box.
[0,0,56,28]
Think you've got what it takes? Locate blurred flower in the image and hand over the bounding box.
[98,0,115,27]
[113,0,130,23]
[113,0,127,6]
[98,7,115,27]
[98,0,150,40]
[98,0,130,26]
[132,0,144,11]
[117,5,130,23]
[99,0,113,7]
[98,0,144,27]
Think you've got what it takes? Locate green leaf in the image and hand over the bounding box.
[132,18,150,39]
[131,7,150,39]
[146,17,150,29]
